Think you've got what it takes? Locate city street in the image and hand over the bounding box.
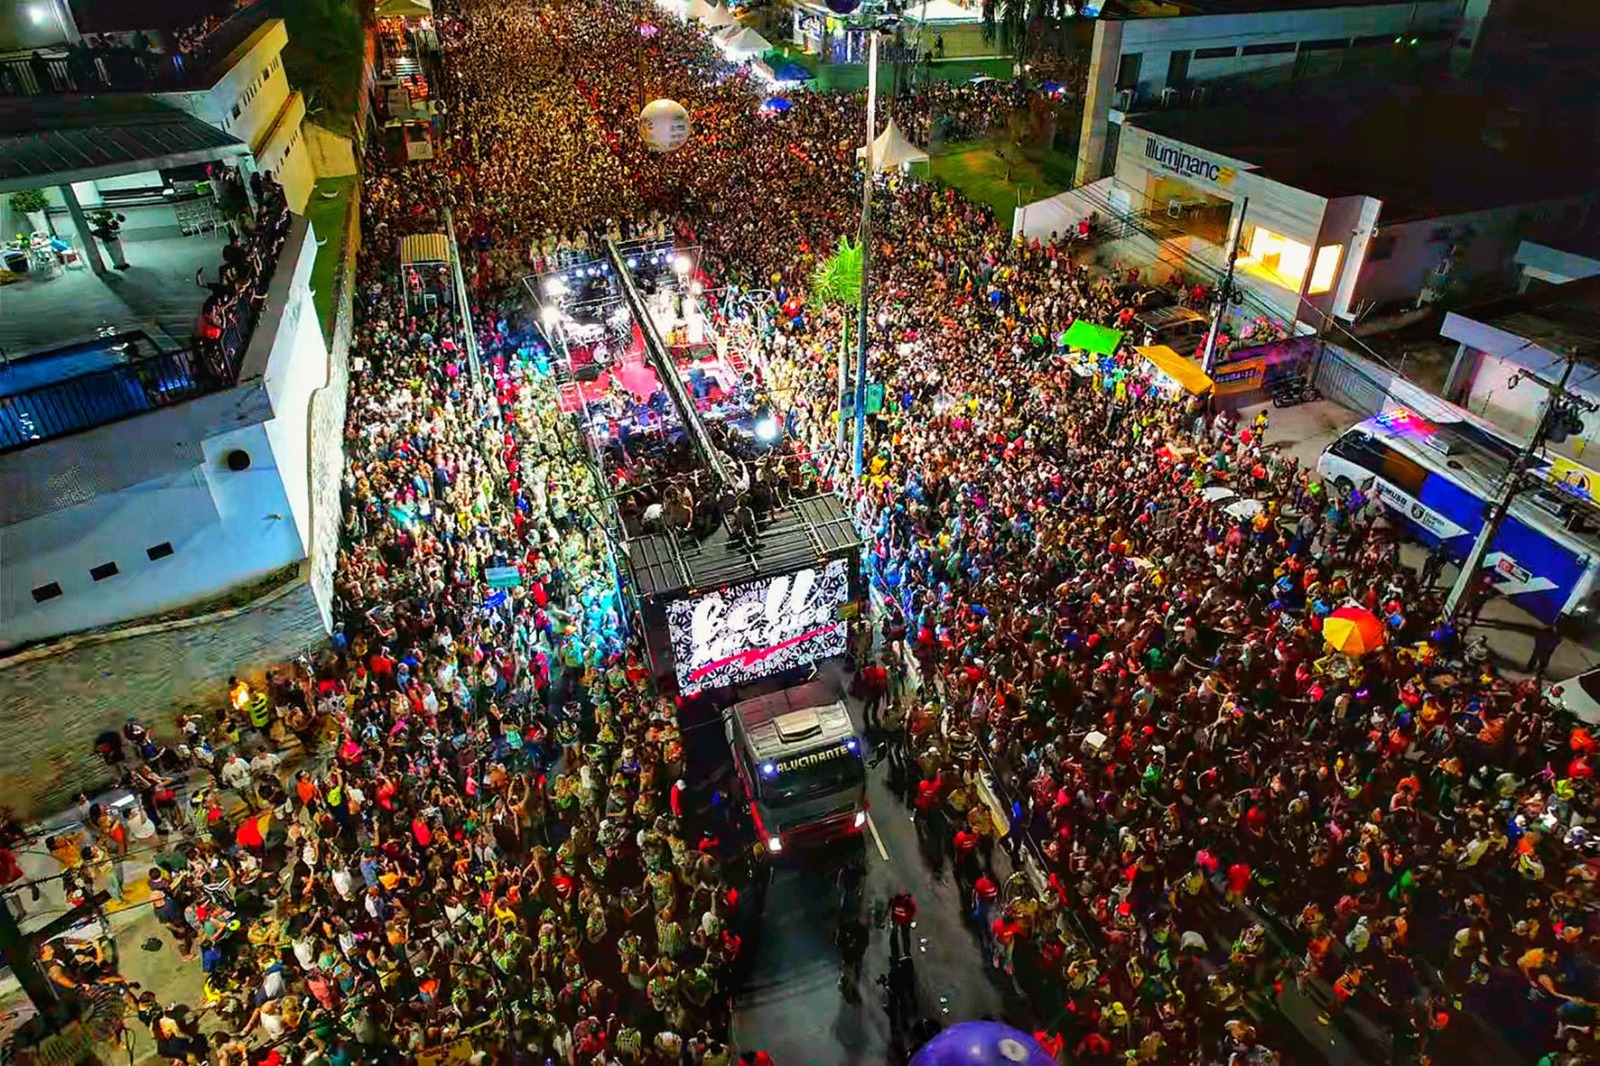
[724,664,1027,1065]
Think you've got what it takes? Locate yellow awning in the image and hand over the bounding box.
[1136,345,1214,395]
[398,233,450,266]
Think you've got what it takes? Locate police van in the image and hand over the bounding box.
[724,679,867,854]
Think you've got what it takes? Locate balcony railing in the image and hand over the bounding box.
[0,194,290,453]
[0,344,236,451]
[0,3,273,97]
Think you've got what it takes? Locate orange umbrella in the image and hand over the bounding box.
[1324,606,1386,656]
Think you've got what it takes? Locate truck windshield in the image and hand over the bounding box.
[757,750,865,808]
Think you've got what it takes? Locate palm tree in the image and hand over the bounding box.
[808,237,864,454]
[981,0,1076,65]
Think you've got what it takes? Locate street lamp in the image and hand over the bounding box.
[850,18,899,482]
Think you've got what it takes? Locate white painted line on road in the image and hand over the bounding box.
[865,811,890,863]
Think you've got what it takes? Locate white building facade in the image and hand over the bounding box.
[1019,109,1587,335]
[0,217,340,649]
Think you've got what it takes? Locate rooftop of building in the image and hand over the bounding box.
[1451,275,1600,360]
[1126,81,1597,223]
[0,94,246,191]
[0,3,279,98]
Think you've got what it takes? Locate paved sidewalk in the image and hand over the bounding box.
[2,743,317,1064]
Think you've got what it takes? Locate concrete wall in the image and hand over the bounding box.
[0,573,325,820]
[1515,239,1600,291]
[0,0,76,51]
[306,184,360,629]
[1114,1,1461,101]
[1307,193,1379,324]
[305,122,359,180]
[1,423,306,649]
[1457,345,1600,458]
[1441,308,1600,461]
[256,92,314,213]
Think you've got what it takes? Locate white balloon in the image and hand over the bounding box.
[638,98,692,153]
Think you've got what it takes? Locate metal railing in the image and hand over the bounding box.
[0,4,273,97]
[0,346,223,451]
[0,206,289,452]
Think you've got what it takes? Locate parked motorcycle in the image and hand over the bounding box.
[1269,374,1321,407]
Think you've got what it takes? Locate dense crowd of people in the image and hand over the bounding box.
[18,1,1598,1064]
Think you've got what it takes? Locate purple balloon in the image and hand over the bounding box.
[825,0,862,14]
[909,1022,1057,1066]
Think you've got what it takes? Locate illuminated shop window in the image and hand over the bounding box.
[1308,243,1343,294]
[1238,226,1310,290]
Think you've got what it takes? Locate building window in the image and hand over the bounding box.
[1352,34,1394,47]
[1241,42,1297,56]
[1194,46,1236,60]
[1308,244,1343,294]
[1367,234,1397,261]
[90,561,120,582]
[146,541,175,560]
[232,103,242,120]
[31,582,63,603]
[1237,225,1313,291]
[1115,52,1142,90]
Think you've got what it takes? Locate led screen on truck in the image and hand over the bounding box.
[666,557,851,694]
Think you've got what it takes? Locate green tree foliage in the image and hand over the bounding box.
[808,236,863,309]
[274,0,367,132]
[980,0,1074,61]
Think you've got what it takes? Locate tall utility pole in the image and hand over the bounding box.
[851,28,880,482]
[837,316,850,456]
[1444,353,1596,622]
[1200,196,1248,375]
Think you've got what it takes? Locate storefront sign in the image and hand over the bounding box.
[1144,135,1235,187]
[666,557,851,693]
[1212,357,1264,395]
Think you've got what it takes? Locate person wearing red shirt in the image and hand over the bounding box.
[1225,861,1252,905]
[888,889,917,958]
[952,825,979,879]
[1076,1030,1112,1061]
[991,911,1022,973]
[971,871,998,950]
[859,658,889,732]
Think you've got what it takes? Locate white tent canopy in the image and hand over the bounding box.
[856,118,930,170]
[703,2,739,28]
[719,26,772,59]
[686,0,716,21]
[902,0,983,22]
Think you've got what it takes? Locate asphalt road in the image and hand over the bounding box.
[716,669,1030,1065]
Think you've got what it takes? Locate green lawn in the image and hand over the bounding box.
[928,132,1076,231]
[304,175,356,342]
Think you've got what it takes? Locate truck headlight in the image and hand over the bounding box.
[853,810,867,828]
[766,835,783,854]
